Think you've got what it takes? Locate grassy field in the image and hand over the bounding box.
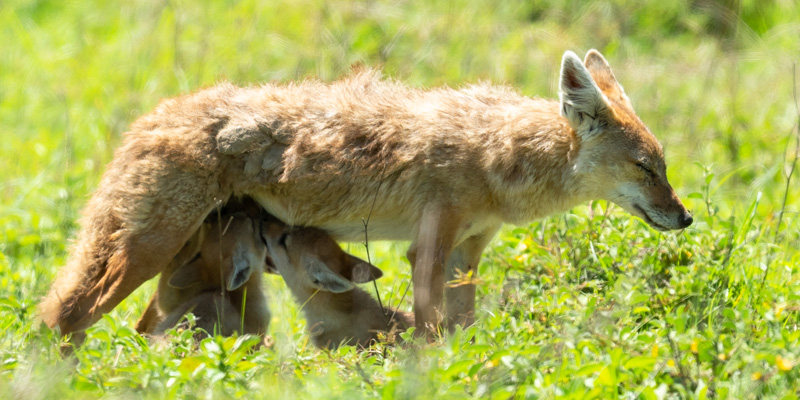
[2,0,800,398]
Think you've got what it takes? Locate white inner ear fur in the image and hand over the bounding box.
[227,245,254,291]
[349,256,382,283]
[559,51,611,140]
[305,257,355,293]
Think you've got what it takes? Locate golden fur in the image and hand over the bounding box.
[40,50,691,339]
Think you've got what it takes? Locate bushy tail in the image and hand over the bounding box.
[39,179,126,332]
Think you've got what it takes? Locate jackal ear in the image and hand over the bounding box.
[227,250,254,291]
[348,255,383,284]
[583,49,631,109]
[168,224,207,270]
[559,50,611,139]
[306,258,356,293]
[264,253,279,274]
[168,260,202,289]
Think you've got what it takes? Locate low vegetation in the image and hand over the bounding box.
[1,0,799,398]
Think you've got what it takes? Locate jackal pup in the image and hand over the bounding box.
[136,206,270,339]
[262,216,413,349]
[41,50,692,338]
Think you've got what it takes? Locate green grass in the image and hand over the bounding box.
[2,0,800,398]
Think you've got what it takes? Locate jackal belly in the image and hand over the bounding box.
[250,191,417,242]
[250,188,501,245]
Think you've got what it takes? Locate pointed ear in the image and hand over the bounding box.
[559,50,611,138]
[306,258,355,293]
[583,49,630,108]
[227,250,254,291]
[264,253,279,274]
[169,224,207,269]
[168,260,201,289]
[347,255,383,283]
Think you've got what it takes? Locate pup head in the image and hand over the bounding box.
[559,49,692,231]
[168,213,268,291]
[262,217,383,293]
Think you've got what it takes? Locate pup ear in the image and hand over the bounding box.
[583,49,631,109]
[348,255,383,283]
[559,50,611,139]
[167,260,201,289]
[227,250,254,291]
[168,224,207,270]
[306,258,355,293]
[263,253,279,274]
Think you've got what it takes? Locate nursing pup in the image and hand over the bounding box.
[135,203,270,339]
[262,216,413,348]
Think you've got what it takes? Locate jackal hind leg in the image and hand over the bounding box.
[135,226,208,334]
[56,175,225,339]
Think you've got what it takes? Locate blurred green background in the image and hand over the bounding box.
[2,0,800,398]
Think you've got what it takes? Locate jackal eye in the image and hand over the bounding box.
[636,162,654,176]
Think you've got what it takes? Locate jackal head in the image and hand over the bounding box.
[168,213,268,292]
[261,217,383,293]
[559,50,692,231]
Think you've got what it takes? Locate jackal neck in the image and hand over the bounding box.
[483,100,587,224]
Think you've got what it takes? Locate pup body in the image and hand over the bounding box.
[41,50,691,338]
[148,292,247,337]
[262,217,413,348]
[135,209,270,338]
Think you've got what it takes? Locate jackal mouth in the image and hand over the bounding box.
[632,204,669,231]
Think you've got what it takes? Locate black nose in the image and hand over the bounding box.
[680,212,693,228]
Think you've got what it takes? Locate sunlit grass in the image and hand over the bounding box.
[2,0,800,398]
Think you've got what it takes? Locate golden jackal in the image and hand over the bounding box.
[41,50,692,339]
[262,215,413,349]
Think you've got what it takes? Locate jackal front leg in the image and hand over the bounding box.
[444,226,500,330]
[408,204,460,338]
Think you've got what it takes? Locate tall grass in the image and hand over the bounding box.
[1,0,800,398]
